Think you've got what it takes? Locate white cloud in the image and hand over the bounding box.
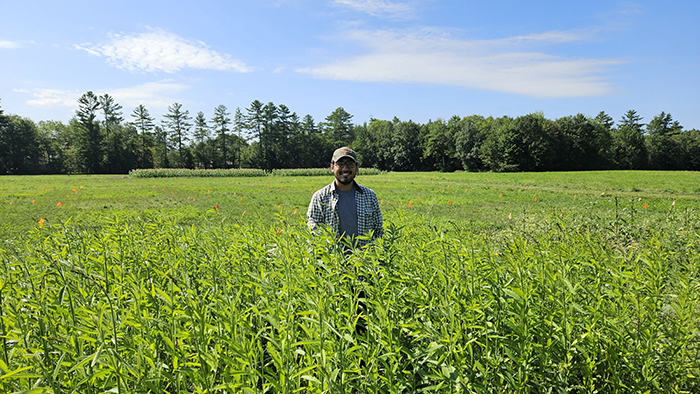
[297,28,620,98]
[14,88,81,107]
[0,40,22,49]
[75,28,253,74]
[15,81,189,110]
[333,0,414,18]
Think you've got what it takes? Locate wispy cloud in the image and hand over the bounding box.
[333,0,414,19]
[14,88,81,107]
[75,28,253,74]
[0,40,23,49]
[16,81,189,110]
[297,28,620,98]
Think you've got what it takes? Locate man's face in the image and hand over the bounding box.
[331,157,357,186]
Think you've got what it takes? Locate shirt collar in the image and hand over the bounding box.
[331,180,364,194]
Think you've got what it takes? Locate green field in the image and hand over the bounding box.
[1,171,699,393]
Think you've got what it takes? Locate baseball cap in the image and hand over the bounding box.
[331,147,357,163]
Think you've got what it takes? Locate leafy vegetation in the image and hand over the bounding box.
[1,171,699,392]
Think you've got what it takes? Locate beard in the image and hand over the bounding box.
[336,173,354,185]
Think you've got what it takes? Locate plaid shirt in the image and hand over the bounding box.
[307,181,384,246]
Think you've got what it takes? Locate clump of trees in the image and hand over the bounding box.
[355,110,700,172]
[1,94,698,174]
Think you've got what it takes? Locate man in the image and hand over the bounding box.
[307,146,384,249]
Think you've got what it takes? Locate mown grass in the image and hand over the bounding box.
[0,171,699,393]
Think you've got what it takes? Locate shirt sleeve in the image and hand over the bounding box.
[307,191,323,234]
[370,190,384,239]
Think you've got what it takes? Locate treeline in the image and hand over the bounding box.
[1,93,699,175]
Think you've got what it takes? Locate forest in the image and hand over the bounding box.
[1,91,699,175]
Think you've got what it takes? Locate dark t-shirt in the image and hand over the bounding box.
[336,188,357,240]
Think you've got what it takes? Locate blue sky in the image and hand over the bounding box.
[1,0,698,130]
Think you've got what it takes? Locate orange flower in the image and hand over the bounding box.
[508,213,512,220]
[242,210,246,216]
[380,199,384,204]
[534,197,537,202]
[240,197,243,201]
[215,204,219,210]
[408,202,412,207]
[277,228,282,235]
[644,203,647,208]
[448,201,453,205]
[294,209,298,214]
[419,197,422,201]
[672,200,676,206]
[39,218,45,226]
[66,194,70,198]
[32,200,35,204]
[193,197,196,202]
[499,194,502,198]
[57,202,62,207]
[72,188,77,192]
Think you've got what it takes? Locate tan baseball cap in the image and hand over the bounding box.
[331,147,357,162]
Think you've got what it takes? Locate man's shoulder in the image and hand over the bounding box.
[311,182,335,199]
[356,183,376,195]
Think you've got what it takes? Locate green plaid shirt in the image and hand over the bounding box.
[307,181,384,246]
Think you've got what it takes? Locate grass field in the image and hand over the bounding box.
[1,171,699,393]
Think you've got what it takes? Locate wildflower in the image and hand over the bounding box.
[277,228,282,235]
[638,198,642,201]
[193,198,196,202]
[66,194,70,198]
[242,211,246,216]
[672,200,676,206]
[534,197,537,201]
[294,209,298,214]
[72,189,77,192]
[32,200,35,204]
[57,202,62,207]
[601,192,605,196]
[408,202,413,207]
[644,203,647,209]
[508,213,512,220]
[380,199,384,204]
[215,204,219,210]
[448,201,453,205]
[39,218,45,226]
[499,194,502,198]
[419,197,422,201]
[278,205,281,210]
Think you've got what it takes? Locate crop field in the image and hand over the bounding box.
[0,170,699,393]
